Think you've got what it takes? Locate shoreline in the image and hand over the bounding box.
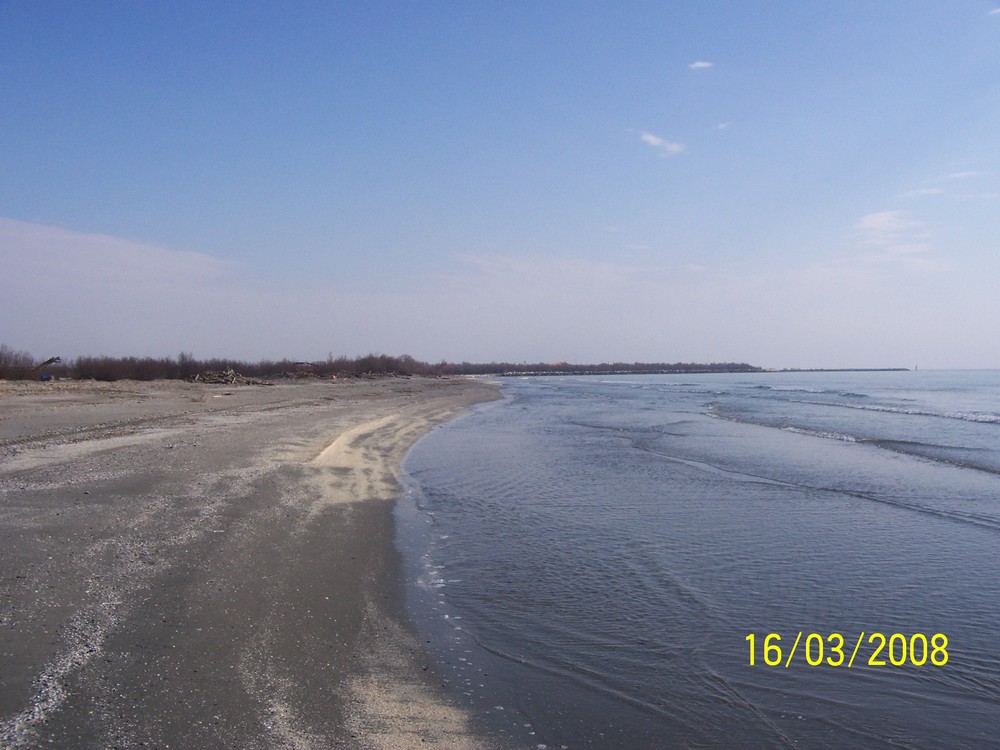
[0,377,502,749]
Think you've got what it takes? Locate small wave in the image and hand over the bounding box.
[800,400,1000,425]
[708,402,859,441]
[752,385,826,393]
[417,564,448,590]
[750,385,872,399]
[868,440,1000,476]
[781,425,858,442]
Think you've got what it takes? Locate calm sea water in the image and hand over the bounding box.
[396,371,1000,749]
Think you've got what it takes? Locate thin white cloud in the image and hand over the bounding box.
[852,211,944,272]
[0,217,248,357]
[903,188,944,197]
[855,211,924,242]
[989,8,1000,14]
[0,218,234,288]
[942,170,984,180]
[689,61,714,70]
[715,122,730,130]
[638,131,685,157]
[1,216,448,361]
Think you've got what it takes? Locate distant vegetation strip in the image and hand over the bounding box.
[0,344,763,382]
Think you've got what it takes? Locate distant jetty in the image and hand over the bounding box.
[494,363,762,377]
[772,368,910,373]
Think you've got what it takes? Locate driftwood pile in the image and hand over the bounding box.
[191,368,269,386]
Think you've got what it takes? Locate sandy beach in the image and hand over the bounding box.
[0,376,501,749]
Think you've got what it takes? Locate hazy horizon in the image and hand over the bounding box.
[3,3,1000,370]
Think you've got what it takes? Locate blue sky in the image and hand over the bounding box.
[3,1,999,368]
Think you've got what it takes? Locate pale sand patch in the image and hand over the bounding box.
[345,600,491,750]
[308,400,479,506]
[311,414,400,499]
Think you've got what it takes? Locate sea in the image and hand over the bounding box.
[395,370,1000,749]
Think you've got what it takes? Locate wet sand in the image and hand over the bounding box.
[0,376,501,749]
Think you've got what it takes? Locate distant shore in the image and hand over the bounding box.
[1,344,911,383]
[497,367,910,376]
[0,377,502,749]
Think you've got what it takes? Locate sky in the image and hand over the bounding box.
[2,1,999,369]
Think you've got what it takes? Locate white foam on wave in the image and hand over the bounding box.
[781,425,858,442]
[804,400,1000,425]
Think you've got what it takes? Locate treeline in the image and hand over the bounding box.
[0,345,436,381]
[0,344,761,382]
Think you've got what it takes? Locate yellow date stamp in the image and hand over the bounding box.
[745,632,949,668]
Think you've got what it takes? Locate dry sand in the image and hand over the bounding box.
[0,376,503,749]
